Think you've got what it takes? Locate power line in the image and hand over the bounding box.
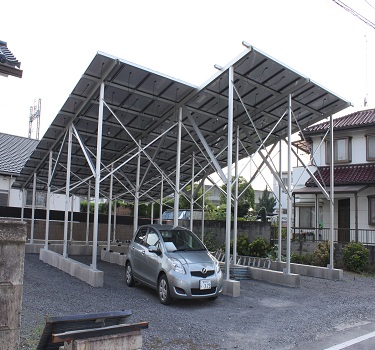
[364,0,375,11]
[332,0,375,29]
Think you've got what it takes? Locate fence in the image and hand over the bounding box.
[271,226,375,245]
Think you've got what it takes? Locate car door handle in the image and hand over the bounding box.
[141,250,145,255]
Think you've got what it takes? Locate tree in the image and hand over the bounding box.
[220,176,255,218]
[256,188,276,215]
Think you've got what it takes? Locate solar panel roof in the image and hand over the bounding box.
[13,45,351,203]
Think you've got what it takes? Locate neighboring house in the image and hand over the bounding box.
[0,132,80,212]
[0,40,23,78]
[291,108,375,243]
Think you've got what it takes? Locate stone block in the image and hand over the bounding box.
[222,279,241,297]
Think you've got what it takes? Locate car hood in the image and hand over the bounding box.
[169,251,213,265]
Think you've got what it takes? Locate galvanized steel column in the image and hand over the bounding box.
[330,114,334,268]
[107,164,113,251]
[92,82,104,269]
[30,173,36,244]
[21,188,25,222]
[190,153,195,232]
[159,175,163,224]
[173,107,182,228]
[63,126,73,258]
[86,180,91,245]
[44,151,53,250]
[233,125,239,265]
[134,140,141,234]
[278,140,282,261]
[225,66,234,281]
[285,94,292,274]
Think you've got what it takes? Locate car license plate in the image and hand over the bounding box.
[200,279,211,290]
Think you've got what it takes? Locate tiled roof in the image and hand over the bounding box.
[0,133,38,175]
[305,163,375,187]
[0,40,22,78]
[303,108,375,134]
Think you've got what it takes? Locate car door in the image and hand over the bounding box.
[131,227,149,282]
[142,228,163,288]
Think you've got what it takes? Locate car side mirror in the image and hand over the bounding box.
[148,245,161,254]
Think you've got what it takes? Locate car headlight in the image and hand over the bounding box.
[168,257,186,275]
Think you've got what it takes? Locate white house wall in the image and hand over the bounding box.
[1,175,80,212]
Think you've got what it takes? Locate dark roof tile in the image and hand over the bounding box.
[0,133,38,175]
[303,108,375,134]
[305,163,375,187]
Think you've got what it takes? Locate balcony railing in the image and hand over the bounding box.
[272,227,375,245]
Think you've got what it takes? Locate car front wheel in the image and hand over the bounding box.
[158,274,172,305]
[125,262,135,287]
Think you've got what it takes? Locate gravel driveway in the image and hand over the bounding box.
[20,253,375,350]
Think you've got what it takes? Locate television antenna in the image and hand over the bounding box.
[28,98,41,140]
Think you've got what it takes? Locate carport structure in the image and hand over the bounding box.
[13,43,350,288]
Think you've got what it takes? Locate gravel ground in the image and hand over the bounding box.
[20,253,375,350]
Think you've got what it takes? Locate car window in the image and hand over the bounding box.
[134,227,148,246]
[160,229,206,252]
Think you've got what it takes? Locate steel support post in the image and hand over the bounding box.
[173,107,182,228]
[21,188,25,222]
[151,202,154,224]
[329,114,334,268]
[285,94,292,274]
[63,126,73,258]
[44,151,53,250]
[86,180,91,245]
[225,66,234,281]
[107,164,113,251]
[233,125,239,265]
[70,195,74,241]
[134,140,141,234]
[113,199,117,242]
[92,82,104,270]
[30,173,37,244]
[159,175,164,224]
[278,140,282,261]
[201,188,205,241]
[190,153,195,232]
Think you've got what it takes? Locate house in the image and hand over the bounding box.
[0,40,23,78]
[291,108,375,243]
[0,132,80,213]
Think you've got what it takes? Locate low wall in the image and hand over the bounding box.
[0,220,27,350]
[39,249,104,287]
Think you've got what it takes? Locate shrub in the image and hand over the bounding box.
[203,231,220,252]
[230,234,250,256]
[248,237,272,258]
[312,241,331,267]
[290,253,313,265]
[342,242,369,273]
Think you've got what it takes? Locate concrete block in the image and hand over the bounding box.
[222,279,241,297]
[64,330,142,350]
[251,267,300,288]
[39,249,104,287]
[271,261,343,281]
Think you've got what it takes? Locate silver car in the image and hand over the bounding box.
[125,224,223,304]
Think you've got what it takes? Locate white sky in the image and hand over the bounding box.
[1,0,375,190]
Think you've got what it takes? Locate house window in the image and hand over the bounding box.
[0,191,8,206]
[326,137,352,164]
[366,134,375,161]
[299,206,315,228]
[26,190,46,208]
[369,196,375,225]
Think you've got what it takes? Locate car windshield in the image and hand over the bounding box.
[160,229,206,252]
